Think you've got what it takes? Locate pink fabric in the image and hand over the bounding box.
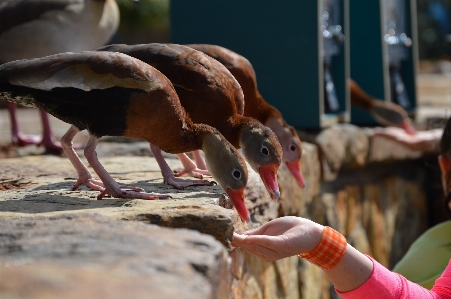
[433,260,451,299]
[336,256,451,299]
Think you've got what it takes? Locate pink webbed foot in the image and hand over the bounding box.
[174,168,212,179]
[150,146,216,190]
[62,127,169,201]
[72,177,143,193]
[96,187,172,201]
[174,152,212,179]
[12,133,84,153]
[71,176,169,200]
[13,132,42,147]
[165,174,217,190]
[39,137,84,153]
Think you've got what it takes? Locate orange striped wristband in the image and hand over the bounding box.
[299,226,347,271]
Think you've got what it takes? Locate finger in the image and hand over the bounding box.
[238,221,274,236]
[232,232,248,247]
[238,241,283,259]
[232,232,270,247]
[240,247,277,263]
[233,233,286,253]
[241,235,284,251]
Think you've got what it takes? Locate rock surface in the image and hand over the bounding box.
[0,214,230,299]
[0,122,443,299]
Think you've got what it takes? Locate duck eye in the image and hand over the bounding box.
[261,146,269,156]
[290,145,296,152]
[232,169,241,179]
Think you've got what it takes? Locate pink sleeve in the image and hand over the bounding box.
[432,260,451,298]
[336,255,445,299]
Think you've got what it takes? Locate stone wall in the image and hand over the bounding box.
[0,124,445,299]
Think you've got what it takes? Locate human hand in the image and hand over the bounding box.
[232,216,324,262]
[372,127,442,152]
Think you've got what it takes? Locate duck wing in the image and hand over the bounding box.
[98,43,244,120]
[0,51,176,137]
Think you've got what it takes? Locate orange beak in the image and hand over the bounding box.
[401,120,417,136]
[286,159,305,188]
[226,187,249,222]
[259,163,280,201]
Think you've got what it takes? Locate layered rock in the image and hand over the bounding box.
[0,124,441,298]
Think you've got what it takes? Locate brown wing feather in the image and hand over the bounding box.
[98,43,245,143]
[187,44,281,122]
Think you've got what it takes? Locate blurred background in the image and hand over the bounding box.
[114,0,451,128]
[113,0,170,44]
[3,0,451,145]
[112,0,451,63]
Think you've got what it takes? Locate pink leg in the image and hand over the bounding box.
[6,103,84,153]
[39,109,84,152]
[38,109,63,152]
[174,152,211,178]
[7,102,41,146]
[61,126,105,192]
[84,136,170,200]
[61,126,144,194]
[150,144,215,190]
[192,150,208,170]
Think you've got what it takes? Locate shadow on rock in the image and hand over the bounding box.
[0,193,130,213]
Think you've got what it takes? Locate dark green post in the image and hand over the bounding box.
[170,0,350,128]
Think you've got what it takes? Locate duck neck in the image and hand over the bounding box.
[230,116,257,149]
[264,115,287,140]
[349,80,374,110]
[185,123,214,151]
[243,90,276,123]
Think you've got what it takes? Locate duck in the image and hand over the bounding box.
[349,79,416,134]
[0,51,250,222]
[97,43,283,200]
[0,0,121,152]
[186,44,305,188]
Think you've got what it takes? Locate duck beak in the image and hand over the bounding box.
[286,159,305,188]
[259,163,280,201]
[226,188,249,222]
[438,155,451,196]
[401,120,417,135]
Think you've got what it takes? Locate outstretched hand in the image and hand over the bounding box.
[373,127,442,152]
[232,216,324,262]
[233,216,375,293]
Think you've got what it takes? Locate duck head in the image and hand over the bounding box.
[283,126,305,188]
[239,121,282,201]
[370,102,416,135]
[265,117,305,188]
[202,132,249,222]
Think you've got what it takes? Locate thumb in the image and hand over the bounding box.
[232,232,247,247]
[233,233,281,251]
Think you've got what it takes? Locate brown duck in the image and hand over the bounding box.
[349,79,416,134]
[0,51,250,221]
[98,43,283,200]
[187,44,305,188]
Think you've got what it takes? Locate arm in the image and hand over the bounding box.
[372,127,442,152]
[336,255,443,299]
[232,216,449,298]
[432,260,451,298]
[232,217,373,291]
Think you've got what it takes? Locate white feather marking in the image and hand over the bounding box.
[9,68,89,91]
[9,64,160,92]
